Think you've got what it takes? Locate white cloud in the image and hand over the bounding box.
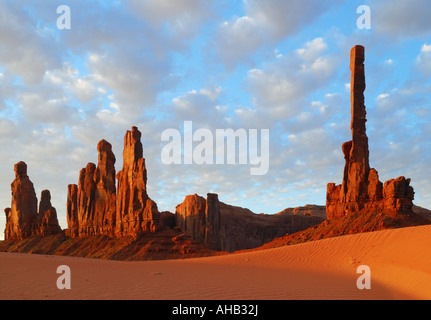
[172,87,226,124]
[18,93,74,124]
[126,0,215,41]
[244,0,343,40]
[45,64,100,105]
[374,0,431,38]
[421,44,431,53]
[245,38,338,117]
[377,93,390,100]
[0,2,60,85]
[87,50,169,115]
[417,43,431,76]
[296,37,328,61]
[211,0,344,69]
[214,16,264,69]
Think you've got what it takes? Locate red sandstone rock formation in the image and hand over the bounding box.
[4,162,61,240]
[66,127,160,239]
[4,162,39,240]
[67,140,117,237]
[205,193,221,250]
[175,194,207,241]
[115,126,160,238]
[37,190,62,237]
[94,140,117,235]
[76,163,97,236]
[326,45,415,219]
[175,194,324,252]
[66,184,78,237]
[175,194,221,249]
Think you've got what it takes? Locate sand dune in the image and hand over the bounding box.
[1,225,431,300]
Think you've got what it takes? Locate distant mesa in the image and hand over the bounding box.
[175,193,324,252]
[326,45,418,220]
[115,127,160,237]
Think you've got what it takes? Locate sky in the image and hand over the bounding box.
[0,0,431,239]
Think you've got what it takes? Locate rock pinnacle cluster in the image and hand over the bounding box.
[66,126,160,239]
[4,162,61,240]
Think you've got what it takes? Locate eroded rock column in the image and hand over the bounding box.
[344,45,370,203]
[115,126,160,238]
[4,162,38,240]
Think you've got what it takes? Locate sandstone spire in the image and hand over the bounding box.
[344,45,370,202]
[66,184,79,237]
[4,162,38,240]
[94,139,116,235]
[77,162,97,235]
[326,45,415,220]
[115,126,160,238]
[38,190,62,236]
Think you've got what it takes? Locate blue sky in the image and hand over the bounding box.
[0,0,431,238]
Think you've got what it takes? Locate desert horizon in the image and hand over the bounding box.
[1,1,431,306]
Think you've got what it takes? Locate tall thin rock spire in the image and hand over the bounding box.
[327,45,415,220]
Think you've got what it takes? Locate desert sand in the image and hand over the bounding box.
[1,225,431,300]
